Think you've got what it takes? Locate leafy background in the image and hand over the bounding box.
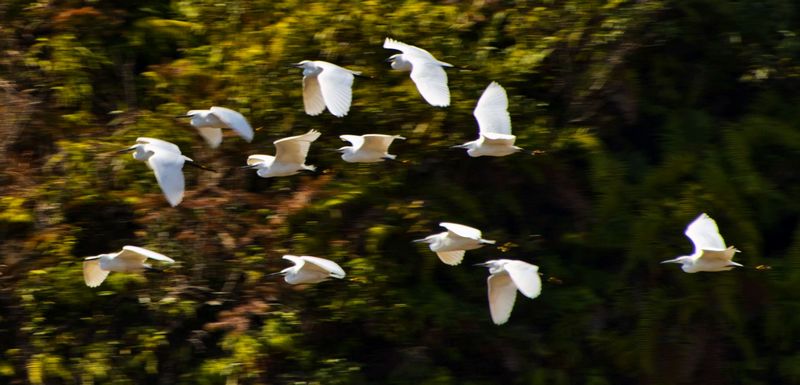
[2,0,800,384]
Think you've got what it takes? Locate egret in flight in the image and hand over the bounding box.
[293,60,361,117]
[244,130,321,178]
[413,222,496,265]
[661,213,742,273]
[384,37,452,107]
[182,106,254,148]
[273,255,346,284]
[83,246,175,287]
[337,134,406,163]
[477,259,542,325]
[117,137,213,206]
[453,82,522,157]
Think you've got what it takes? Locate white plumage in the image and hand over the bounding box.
[120,137,196,207]
[383,38,452,107]
[83,246,175,287]
[661,213,742,273]
[276,255,346,285]
[185,106,254,148]
[294,60,361,117]
[413,222,496,265]
[479,259,542,325]
[245,130,321,178]
[337,134,406,163]
[454,82,522,157]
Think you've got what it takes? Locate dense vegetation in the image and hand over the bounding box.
[2,1,800,384]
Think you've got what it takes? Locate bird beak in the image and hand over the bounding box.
[472,262,490,267]
[185,160,217,172]
[660,258,680,264]
[114,146,136,154]
[385,57,394,63]
[289,62,303,68]
[450,144,466,149]
[267,271,284,277]
[174,114,189,119]
[411,238,428,243]
[240,164,258,169]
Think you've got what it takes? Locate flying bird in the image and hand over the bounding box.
[384,37,452,107]
[477,259,542,325]
[83,246,175,287]
[182,106,254,148]
[273,255,346,284]
[453,82,522,157]
[117,137,213,206]
[661,213,742,273]
[293,60,361,117]
[413,222,496,265]
[243,130,321,178]
[337,134,406,163]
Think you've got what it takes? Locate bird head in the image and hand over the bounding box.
[473,259,502,267]
[291,60,312,68]
[386,54,411,70]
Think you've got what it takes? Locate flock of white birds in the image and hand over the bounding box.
[86,38,743,325]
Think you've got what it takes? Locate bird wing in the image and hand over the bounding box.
[480,133,517,146]
[340,135,365,151]
[361,134,405,152]
[436,250,465,266]
[317,63,356,117]
[196,126,223,148]
[487,272,518,325]
[282,255,305,268]
[408,58,450,107]
[302,75,327,116]
[117,246,175,263]
[440,222,482,240]
[147,150,186,207]
[137,137,181,154]
[210,106,254,142]
[698,247,740,263]
[474,82,511,135]
[299,256,346,278]
[246,154,273,166]
[281,255,328,284]
[83,259,110,288]
[685,213,728,253]
[504,260,542,299]
[383,38,438,61]
[274,130,321,165]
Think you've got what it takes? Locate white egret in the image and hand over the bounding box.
[453,82,522,157]
[661,213,743,273]
[83,245,175,288]
[477,259,542,325]
[274,255,346,285]
[183,106,254,148]
[413,222,496,265]
[383,37,452,107]
[293,60,361,117]
[337,134,406,163]
[243,130,321,178]
[118,137,213,207]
